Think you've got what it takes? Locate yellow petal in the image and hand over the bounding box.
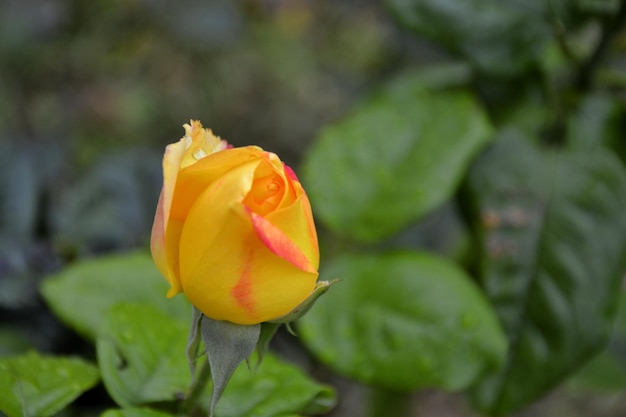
[153,139,188,293]
[151,190,197,298]
[247,208,316,273]
[178,161,317,324]
[160,147,263,291]
[243,156,291,216]
[162,120,232,225]
[170,146,264,221]
[164,218,184,297]
[153,121,228,294]
[179,120,229,169]
[150,190,168,278]
[265,179,319,270]
[161,138,187,226]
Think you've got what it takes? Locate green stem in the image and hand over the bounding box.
[180,359,212,416]
[368,388,413,417]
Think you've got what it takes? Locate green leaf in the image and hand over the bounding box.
[567,93,626,161]
[96,303,190,407]
[386,0,551,76]
[0,352,99,417]
[212,353,336,417]
[567,290,626,393]
[566,350,626,393]
[298,251,506,391]
[464,132,626,415]
[41,252,191,340]
[100,408,174,417]
[303,70,492,242]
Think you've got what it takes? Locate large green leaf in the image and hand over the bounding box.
[567,93,625,162]
[0,352,99,417]
[303,70,492,242]
[465,132,626,415]
[567,291,626,393]
[212,353,335,417]
[96,303,190,407]
[298,251,506,391]
[41,252,191,340]
[566,350,626,393]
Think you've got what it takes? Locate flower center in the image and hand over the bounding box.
[244,173,284,215]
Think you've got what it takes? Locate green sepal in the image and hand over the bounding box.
[269,280,340,324]
[285,322,297,336]
[200,315,261,417]
[186,307,203,381]
[249,322,282,370]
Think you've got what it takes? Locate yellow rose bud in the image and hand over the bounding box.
[151,120,320,325]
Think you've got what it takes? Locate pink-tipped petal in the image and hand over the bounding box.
[247,208,316,274]
[150,190,168,277]
[151,190,183,296]
[283,164,299,182]
[265,181,319,269]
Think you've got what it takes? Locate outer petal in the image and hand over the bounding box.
[152,190,182,296]
[152,120,231,295]
[246,209,316,273]
[161,147,264,292]
[170,146,264,221]
[161,139,187,228]
[178,162,317,324]
[151,139,188,295]
[265,180,319,270]
[178,120,229,169]
[163,218,185,297]
[150,190,168,278]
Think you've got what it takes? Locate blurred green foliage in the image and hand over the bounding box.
[303,69,493,241]
[299,251,506,391]
[2,1,626,417]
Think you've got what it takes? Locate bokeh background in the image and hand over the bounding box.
[2,1,626,416]
[0,0,411,258]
